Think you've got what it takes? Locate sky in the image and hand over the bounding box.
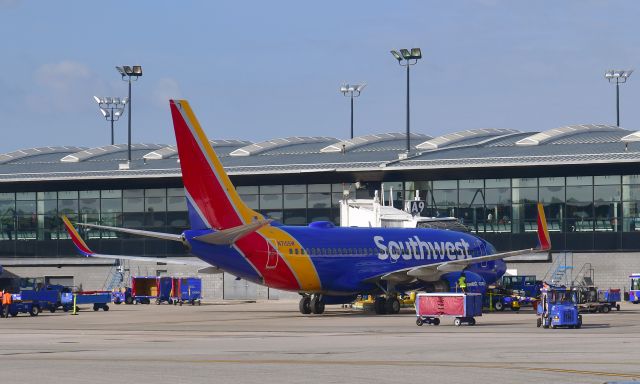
[0,0,639,153]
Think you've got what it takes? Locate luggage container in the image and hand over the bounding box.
[131,276,158,304]
[597,288,621,311]
[175,277,202,306]
[415,292,482,326]
[156,277,178,304]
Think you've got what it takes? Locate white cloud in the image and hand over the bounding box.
[152,77,182,106]
[26,60,101,113]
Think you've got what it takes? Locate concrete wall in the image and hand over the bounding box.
[507,252,640,291]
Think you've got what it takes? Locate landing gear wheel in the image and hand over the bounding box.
[299,296,311,314]
[432,318,440,326]
[494,301,504,311]
[384,297,401,314]
[310,296,325,314]
[374,297,387,315]
[536,318,542,328]
[454,318,461,327]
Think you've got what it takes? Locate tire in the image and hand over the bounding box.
[454,318,461,326]
[416,318,423,326]
[310,296,325,314]
[299,296,311,314]
[537,318,542,328]
[469,318,476,326]
[93,304,99,311]
[49,307,56,313]
[494,301,504,311]
[602,305,610,313]
[168,299,173,305]
[179,301,183,306]
[551,325,556,329]
[432,318,440,326]
[156,299,161,305]
[191,300,195,306]
[616,304,620,311]
[62,307,69,312]
[114,300,121,305]
[374,297,387,315]
[103,305,109,311]
[198,301,201,306]
[125,296,133,305]
[29,306,39,316]
[384,298,401,314]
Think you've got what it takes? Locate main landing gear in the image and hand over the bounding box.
[299,294,325,315]
[374,296,401,315]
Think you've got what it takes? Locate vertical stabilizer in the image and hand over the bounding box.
[170,100,263,230]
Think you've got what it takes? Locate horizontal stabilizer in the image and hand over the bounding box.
[193,219,272,245]
[75,222,184,243]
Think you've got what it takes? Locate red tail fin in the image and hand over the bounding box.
[536,202,551,251]
[169,100,263,230]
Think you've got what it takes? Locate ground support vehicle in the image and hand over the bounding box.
[628,274,640,304]
[111,290,126,305]
[483,289,521,311]
[5,292,41,317]
[131,277,158,304]
[576,287,616,313]
[174,277,202,306]
[501,275,542,298]
[62,291,112,311]
[536,288,581,329]
[597,289,621,311]
[415,293,482,326]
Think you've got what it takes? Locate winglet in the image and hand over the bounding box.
[61,215,94,257]
[536,203,551,251]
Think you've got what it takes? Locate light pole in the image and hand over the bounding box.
[116,65,143,165]
[340,83,366,139]
[605,69,633,127]
[390,48,422,153]
[93,96,128,145]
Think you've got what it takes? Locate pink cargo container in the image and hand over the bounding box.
[415,292,482,326]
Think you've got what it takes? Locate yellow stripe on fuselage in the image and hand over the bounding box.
[258,226,322,291]
[181,101,262,225]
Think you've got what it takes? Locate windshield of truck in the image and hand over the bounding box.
[632,278,640,291]
[551,290,576,304]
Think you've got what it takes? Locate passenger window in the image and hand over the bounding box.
[289,248,293,254]
[295,248,299,255]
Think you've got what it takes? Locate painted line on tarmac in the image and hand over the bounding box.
[9,356,640,379]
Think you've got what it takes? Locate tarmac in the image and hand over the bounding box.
[1,300,639,384]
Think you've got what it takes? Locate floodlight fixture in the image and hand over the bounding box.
[340,82,367,139]
[94,94,128,145]
[604,68,634,127]
[116,65,143,164]
[390,47,423,152]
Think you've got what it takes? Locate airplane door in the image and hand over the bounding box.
[266,239,279,269]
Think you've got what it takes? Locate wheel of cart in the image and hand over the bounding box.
[416,317,441,326]
[29,305,40,317]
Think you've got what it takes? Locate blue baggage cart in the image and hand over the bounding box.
[176,277,202,306]
[62,292,112,311]
[156,277,176,305]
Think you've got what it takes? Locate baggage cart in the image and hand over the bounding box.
[597,288,621,311]
[175,277,202,306]
[156,277,177,304]
[63,291,112,311]
[131,276,158,304]
[415,292,482,326]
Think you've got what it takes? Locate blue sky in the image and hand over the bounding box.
[0,0,639,152]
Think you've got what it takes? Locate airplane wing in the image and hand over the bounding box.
[377,203,551,283]
[61,216,218,273]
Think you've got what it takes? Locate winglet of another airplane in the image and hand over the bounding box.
[61,215,94,257]
[536,202,551,251]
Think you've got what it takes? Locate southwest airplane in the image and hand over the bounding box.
[63,99,551,315]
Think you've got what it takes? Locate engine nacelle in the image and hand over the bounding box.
[441,271,487,294]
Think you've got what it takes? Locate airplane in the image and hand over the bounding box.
[62,99,551,315]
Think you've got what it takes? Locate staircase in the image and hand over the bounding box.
[103,261,128,291]
[572,263,595,288]
[543,252,574,286]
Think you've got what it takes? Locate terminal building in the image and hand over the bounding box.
[1,124,640,298]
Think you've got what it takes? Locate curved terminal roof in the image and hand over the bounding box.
[230,137,335,156]
[321,132,431,153]
[0,124,638,182]
[144,140,253,160]
[61,144,165,163]
[0,146,86,164]
[621,131,640,143]
[416,129,520,150]
[515,124,622,146]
